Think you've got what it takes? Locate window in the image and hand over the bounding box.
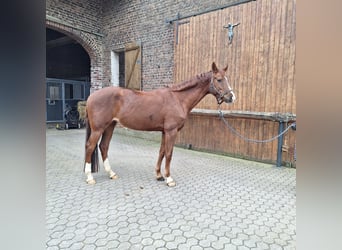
[65,83,84,100]
[49,86,60,100]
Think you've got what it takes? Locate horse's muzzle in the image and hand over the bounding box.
[222,91,236,104]
[225,95,234,103]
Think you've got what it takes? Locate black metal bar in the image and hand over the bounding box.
[276,121,285,167]
[165,0,257,24]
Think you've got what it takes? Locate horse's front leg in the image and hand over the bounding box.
[164,129,178,187]
[155,132,165,181]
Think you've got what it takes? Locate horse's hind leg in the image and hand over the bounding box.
[99,121,118,179]
[155,132,165,181]
[85,130,102,184]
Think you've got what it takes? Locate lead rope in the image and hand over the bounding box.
[218,105,296,143]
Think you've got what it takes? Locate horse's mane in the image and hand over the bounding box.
[170,72,211,92]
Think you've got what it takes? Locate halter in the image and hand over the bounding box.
[209,76,234,104]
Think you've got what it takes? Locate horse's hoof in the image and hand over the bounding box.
[86,179,96,185]
[166,177,176,187]
[167,181,176,187]
[156,176,165,181]
[110,174,118,180]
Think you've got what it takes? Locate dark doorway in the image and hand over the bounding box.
[46,28,91,124]
[46,28,90,81]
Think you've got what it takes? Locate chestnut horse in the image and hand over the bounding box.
[84,62,236,186]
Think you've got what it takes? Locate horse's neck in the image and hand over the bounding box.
[174,74,211,113]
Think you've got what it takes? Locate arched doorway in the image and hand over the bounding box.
[46,28,91,124]
[47,28,90,81]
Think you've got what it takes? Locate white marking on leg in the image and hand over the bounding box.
[103,158,117,179]
[103,158,111,172]
[85,162,91,173]
[84,163,95,184]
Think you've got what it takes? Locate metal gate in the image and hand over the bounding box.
[46,78,90,123]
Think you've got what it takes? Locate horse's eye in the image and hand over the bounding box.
[217,79,222,83]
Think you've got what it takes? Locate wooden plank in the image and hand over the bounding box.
[267,0,277,112]
[241,2,254,112]
[277,0,287,113]
[285,0,296,113]
[190,108,296,122]
[255,0,270,160]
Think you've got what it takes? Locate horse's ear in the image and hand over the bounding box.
[223,65,228,72]
[212,62,218,73]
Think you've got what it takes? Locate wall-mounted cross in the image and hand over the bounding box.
[223,22,240,44]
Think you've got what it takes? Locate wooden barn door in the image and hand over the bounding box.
[174,0,296,165]
[125,42,141,90]
[174,0,296,114]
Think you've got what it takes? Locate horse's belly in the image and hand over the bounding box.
[114,116,164,131]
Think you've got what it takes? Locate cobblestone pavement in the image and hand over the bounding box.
[46,128,296,250]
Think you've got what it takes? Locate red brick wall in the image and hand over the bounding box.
[46,0,240,90]
[46,0,104,92]
[102,0,238,90]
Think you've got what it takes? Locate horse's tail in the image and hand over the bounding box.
[84,116,99,173]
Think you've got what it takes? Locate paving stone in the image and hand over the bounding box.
[199,239,212,248]
[162,233,175,242]
[94,238,107,247]
[153,239,166,248]
[190,246,203,250]
[106,240,120,248]
[69,241,84,250]
[165,241,179,249]
[82,244,96,250]
[231,238,243,246]
[117,241,132,249]
[256,241,270,249]
[130,235,143,245]
[223,244,238,250]
[46,128,296,250]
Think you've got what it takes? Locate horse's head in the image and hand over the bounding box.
[209,62,236,105]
